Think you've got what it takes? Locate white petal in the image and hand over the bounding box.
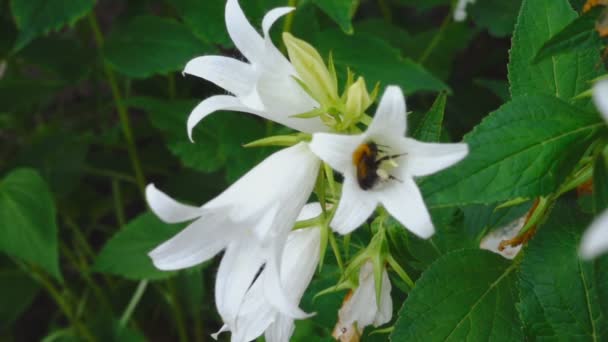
[339,262,377,329]
[297,202,322,221]
[367,86,407,138]
[262,7,294,38]
[225,0,265,62]
[211,324,229,340]
[580,209,608,259]
[215,239,265,326]
[265,315,295,342]
[402,138,469,177]
[373,269,393,327]
[281,228,321,298]
[379,177,434,239]
[183,56,256,98]
[593,79,608,122]
[187,95,258,142]
[331,177,378,234]
[148,213,232,270]
[480,216,525,260]
[309,133,364,176]
[146,184,202,223]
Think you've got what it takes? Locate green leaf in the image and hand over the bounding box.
[93,213,183,280]
[311,0,358,34]
[18,37,91,82]
[517,201,608,340]
[0,169,61,280]
[508,0,602,104]
[390,249,522,341]
[474,79,510,102]
[534,7,602,64]
[462,201,532,238]
[393,0,449,11]
[412,92,445,142]
[594,153,608,213]
[422,95,603,208]
[0,268,39,330]
[469,0,523,37]
[314,30,448,95]
[170,0,232,48]
[103,16,209,78]
[9,0,94,51]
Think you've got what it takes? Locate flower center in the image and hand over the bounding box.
[352,141,404,190]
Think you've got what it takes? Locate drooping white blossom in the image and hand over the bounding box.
[310,86,468,238]
[332,262,392,339]
[183,0,326,141]
[213,203,322,342]
[147,142,320,327]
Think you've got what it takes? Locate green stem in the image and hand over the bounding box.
[88,14,146,196]
[120,280,148,327]
[418,11,452,65]
[329,232,344,272]
[168,279,189,342]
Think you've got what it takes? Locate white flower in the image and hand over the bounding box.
[147,142,320,326]
[480,216,526,260]
[454,0,476,22]
[213,203,322,342]
[183,0,326,141]
[309,86,469,238]
[580,79,608,259]
[332,262,392,339]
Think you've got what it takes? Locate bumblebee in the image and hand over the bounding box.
[352,142,404,190]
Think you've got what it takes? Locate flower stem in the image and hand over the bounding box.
[120,280,148,328]
[418,11,452,65]
[88,13,146,196]
[167,278,190,342]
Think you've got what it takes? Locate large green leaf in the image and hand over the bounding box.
[0,169,61,280]
[422,95,603,207]
[390,249,522,341]
[311,0,358,34]
[412,93,445,142]
[314,30,448,95]
[104,16,209,78]
[170,0,232,48]
[93,213,184,280]
[9,0,94,51]
[517,202,608,340]
[0,268,39,330]
[508,0,601,104]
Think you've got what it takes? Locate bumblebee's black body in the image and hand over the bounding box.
[352,142,381,190]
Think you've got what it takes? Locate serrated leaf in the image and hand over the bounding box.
[534,7,602,64]
[0,169,61,280]
[390,249,522,341]
[518,201,608,340]
[9,0,94,51]
[312,0,358,34]
[315,30,448,95]
[104,16,208,78]
[413,92,445,142]
[422,95,603,208]
[93,213,183,280]
[0,268,39,330]
[508,0,602,105]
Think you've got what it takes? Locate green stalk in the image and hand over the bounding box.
[120,280,148,327]
[88,14,146,196]
[418,11,452,65]
[167,279,190,342]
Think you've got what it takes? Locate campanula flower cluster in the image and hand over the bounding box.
[146,0,469,340]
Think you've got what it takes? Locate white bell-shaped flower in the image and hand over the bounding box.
[310,86,468,238]
[184,0,326,141]
[213,203,322,342]
[147,142,320,326]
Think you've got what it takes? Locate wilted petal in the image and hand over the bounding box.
[225,0,265,62]
[184,56,257,98]
[374,269,393,327]
[593,79,608,122]
[366,86,407,139]
[310,133,363,176]
[145,184,202,223]
[480,216,525,260]
[331,177,378,234]
[401,138,469,177]
[379,178,434,239]
[580,209,608,259]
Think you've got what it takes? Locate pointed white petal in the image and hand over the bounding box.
[380,178,434,238]
[373,269,393,327]
[183,56,256,97]
[402,138,469,177]
[593,79,608,122]
[265,315,295,342]
[309,133,363,176]
[281,228,321,298]
[215,240,265,326]
[262,7,294,38]
[367,86,407,138]
[225,0,265,62]
[580,209,608,259]
[231,282,276,342]
[148,213,231,270]
[187,95,258,142]
[331,177,378,234]
[146,184,202,223]
[211,325,229,340]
